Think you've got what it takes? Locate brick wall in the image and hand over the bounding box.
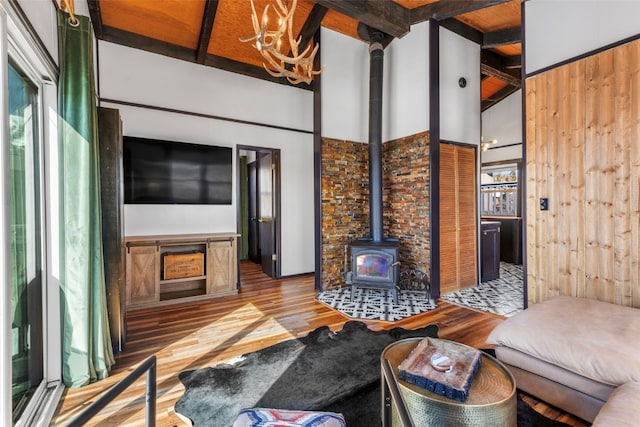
[321,132,431,290]
[383,131,431,277]
[321,138,369,288]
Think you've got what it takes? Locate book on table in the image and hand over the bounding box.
[398,338,482,402]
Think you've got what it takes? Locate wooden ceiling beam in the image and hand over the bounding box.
[439,17,482,44]
[87,0,103,39]
[411,0,511,24]
[101,26,196,62]
[483,26,521,49]
[196,0,219,64]
[314,0,410,38]
[481,49,521,87]
[203,55,311,90]
[504,55,522,69]
[98,26,310,90]
[482,84,519,111]
[296,4,328,56]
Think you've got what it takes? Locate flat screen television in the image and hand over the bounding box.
[123,136,232,205]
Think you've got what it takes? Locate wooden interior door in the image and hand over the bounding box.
[248,161,259,263]
[440,143,478,294]
[257,152,276,277]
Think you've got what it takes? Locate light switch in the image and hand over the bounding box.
[540,198,549,211]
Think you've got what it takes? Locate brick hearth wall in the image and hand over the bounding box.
[383,131,431,276]
[321,138,369,289]
[321,132,431,290]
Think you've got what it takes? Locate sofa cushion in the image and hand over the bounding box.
[487,296,640,386]
[495,346,615,401]
[592,382,640,427]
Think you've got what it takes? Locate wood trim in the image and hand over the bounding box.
[481,84,519,111]
[504,55,522,69]
[524,32,640,78]
[412,0,510,24]
[236,145,283,280]
[99,98,314,135]
[521,0,528,309]
[483,142,523,150]
[481,50,522,87]
[296,4,327,59]
[439,18,483,45]
[313,28,323,291]
[101,25,197,62]
[315,0,410,38]
[98,25,312,89]
[429,20,441,298]
[235,145,243,290]
[483,26,521,49]
[202,54,312,90]
[87,0,104,39]
[273,150,282,279]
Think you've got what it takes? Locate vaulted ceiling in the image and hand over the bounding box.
[87,0,522,110]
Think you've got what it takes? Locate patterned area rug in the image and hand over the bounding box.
[441,262,524,317]
[316,287,437,322]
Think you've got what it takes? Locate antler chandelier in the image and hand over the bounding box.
[240,0,323,85]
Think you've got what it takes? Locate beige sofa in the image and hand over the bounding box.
[486,296,640,425]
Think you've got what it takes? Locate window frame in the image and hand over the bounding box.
[1,2,63,425]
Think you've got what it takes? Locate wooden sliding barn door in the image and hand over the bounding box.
[440,143,478,294]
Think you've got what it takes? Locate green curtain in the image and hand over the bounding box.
[239,156,249,260]
[57,10,114,387]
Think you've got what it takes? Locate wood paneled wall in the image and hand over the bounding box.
[526,38,640,308]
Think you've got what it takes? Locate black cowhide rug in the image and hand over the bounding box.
[175,321,570,426]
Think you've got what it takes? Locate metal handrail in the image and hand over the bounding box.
[481,182,518,216]
[382,358,415,427]
[67,355,157,427]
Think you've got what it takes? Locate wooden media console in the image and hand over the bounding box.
[124,233,239,310]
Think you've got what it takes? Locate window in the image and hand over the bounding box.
[480,163,520,217]
[2,3,62,425]
[9,59,44,423]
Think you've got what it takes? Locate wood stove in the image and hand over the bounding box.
[348,240,399,303]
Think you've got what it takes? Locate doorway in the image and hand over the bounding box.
[237,146,281,280]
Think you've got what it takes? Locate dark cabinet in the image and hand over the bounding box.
[481,221,501,282]
[499,218,522,264]
[482,217,522,264]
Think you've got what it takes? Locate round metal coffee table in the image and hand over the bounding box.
[381,338,516,426]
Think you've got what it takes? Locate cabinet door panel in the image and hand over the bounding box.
[440,144,478,293]
[207,240,237,293]
[126,246,159,305]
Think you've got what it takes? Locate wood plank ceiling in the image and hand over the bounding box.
[88,0,522,110]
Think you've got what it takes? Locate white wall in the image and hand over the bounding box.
[385,21,429,141]
[440,27,481,145]
[16,0,58,63]
[481,90,522,164]
[98,42,315,276]
[526,0,640,74]
[320,27,369,143]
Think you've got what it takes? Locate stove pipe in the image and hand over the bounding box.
[368,31,385,242]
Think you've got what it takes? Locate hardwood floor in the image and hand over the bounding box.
[51,261,589,426]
